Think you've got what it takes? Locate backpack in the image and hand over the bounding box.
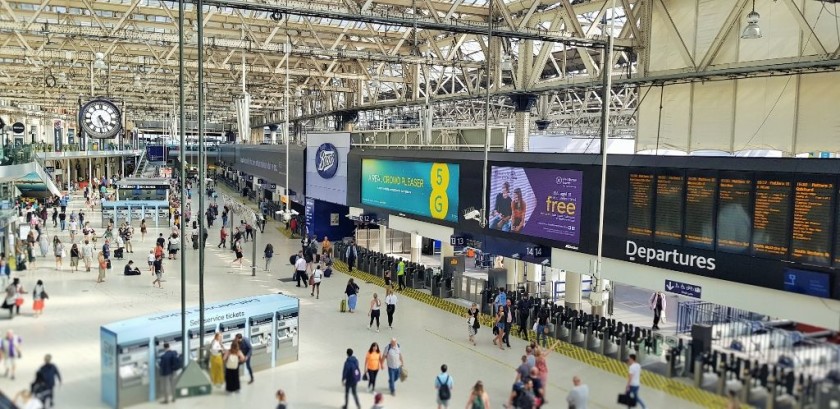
[515,388,535,409]
[471,394,485,409]
[438,375,451,401]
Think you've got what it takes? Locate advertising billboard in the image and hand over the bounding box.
[306,133,350,205]
[487,166,582,246]
[361,159,459,222]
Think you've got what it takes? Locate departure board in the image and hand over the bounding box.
[792,182,833,265]
[717,178,752,252]
[684,176,716,248]
[627,173,654,238]
[752,180,791,257]
[654,175,684,244]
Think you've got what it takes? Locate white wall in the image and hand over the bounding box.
[552,247,840,331]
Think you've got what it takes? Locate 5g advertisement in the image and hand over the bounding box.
[487,166,583,247]
[361,159,460,222]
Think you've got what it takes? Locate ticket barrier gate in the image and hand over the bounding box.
[275,309,299,365]
[116,339,151,408]
[153,332,184,402]
[248,313,274,371]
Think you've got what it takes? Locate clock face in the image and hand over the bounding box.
[80,99,122,139]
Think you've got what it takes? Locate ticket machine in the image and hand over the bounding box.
[220,319,246,349]
[249,313,274,371]
[275,309,299,365]
[187,326,217,365]
[153,332,183,401]
[116,339,150,408]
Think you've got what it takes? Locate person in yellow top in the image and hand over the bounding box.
[364,342,383,393]
[321,236,332,257]
[208,332,226,387]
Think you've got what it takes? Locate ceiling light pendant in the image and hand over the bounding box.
[741,0,762,40]
[93,52,107,69]
[133,75,143,88]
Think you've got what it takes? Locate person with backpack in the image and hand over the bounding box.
[467,303,479,346]
[465,380,490,409]
[263,243,274,272]
[434,364,453,409]
[341,348,362,409]
[158,343,181,404]
[506,377,536,409]
[345,278,360,313]
[380,338,404,396]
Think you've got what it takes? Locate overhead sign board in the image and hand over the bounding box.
[11,122,24,134]
[664,279,702,299]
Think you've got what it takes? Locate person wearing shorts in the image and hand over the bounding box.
[148,250,156,272]
[152,256,164,288]
[311,264,323,298]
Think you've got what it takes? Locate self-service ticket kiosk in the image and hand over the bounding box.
[117,339,150,408]
[249,313,274,371]
[188,326,217,364]
[101,295,299,409]
[275,309,299,365]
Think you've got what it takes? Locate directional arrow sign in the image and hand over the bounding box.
[664,279,701,299]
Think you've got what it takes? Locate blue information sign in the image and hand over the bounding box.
[664,279,702,299]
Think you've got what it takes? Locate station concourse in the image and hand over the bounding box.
[0,183,706,409]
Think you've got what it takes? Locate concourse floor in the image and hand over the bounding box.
[0,190,702,409]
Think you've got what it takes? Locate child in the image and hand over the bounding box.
[147,250,155,272]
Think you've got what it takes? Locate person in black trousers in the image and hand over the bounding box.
[517,295,531,338]
[649,291,666,330]
[341,348,362,409]
[235,334,254,384]
[502,299,513,347]
[346,241,358,272]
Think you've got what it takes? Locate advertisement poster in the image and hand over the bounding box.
[306,133,350,205]
[361,159,460,222]
[487,166,582,245]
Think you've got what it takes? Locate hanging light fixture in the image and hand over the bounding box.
[93,52,107,69]
[500,54,513,72]
[741,0,762,40]
[132,74,143,88]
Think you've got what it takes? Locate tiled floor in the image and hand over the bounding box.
[0,187,701,409]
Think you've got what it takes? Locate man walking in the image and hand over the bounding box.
[502,299,513,348]
[294,252,307,287]
[517,294,532,338]
[346,240,358,272]
[434,364,453,409]
[158,343,180,404]
[566,376,589,409]
[82,240,94,272]
[381,338,404,396]
[341,348,362,409]
[649,291,666,330]
[626,354,646,409]
[34,354,62,408]
[396,258,406,291]
[235,334,254,384]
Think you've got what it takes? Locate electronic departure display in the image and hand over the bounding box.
[717,177,752,253]
[684,176,716,249]
[654,174,684,244]
[627,173,654,238]
[792,182,833,265]
[752,179,791,258]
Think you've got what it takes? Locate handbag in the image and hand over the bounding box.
[309,275,314,286]
[618,393,637,407]
[362,371,368,381]
[14,298,23,307]
[399,366,408,382]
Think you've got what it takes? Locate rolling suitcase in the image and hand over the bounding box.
[340,299,347,313]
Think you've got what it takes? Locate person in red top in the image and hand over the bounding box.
[218,226,228,248]
[154,243,164,260]
[510,188,527,233]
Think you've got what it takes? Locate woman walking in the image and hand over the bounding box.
[38,234,49,258]
[465,381,490,409]
[96,251,107,283]
[32,280,46,317]
[167,234,180,260]
[467,311,478,347]
[208,332,225,388]
[69,243,80,272]
[493,305,506,350]
[310,263,323,298]
[12,278,24,316]
[263,243,274,272]
[223,339,245,394]
[140,219,147,242]
[534,346,550,394]
[230,240,244,269]
[345,278,360,313]
[365,342,382,392]
[53,238,65,270]
[368,293,382,332]
[384,288,397,329]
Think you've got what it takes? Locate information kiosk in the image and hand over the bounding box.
[101,294,299,408]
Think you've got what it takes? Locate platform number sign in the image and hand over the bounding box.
[80,98,123,139]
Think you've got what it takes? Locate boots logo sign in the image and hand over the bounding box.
[625,240,716,271]
[315,143,339,179]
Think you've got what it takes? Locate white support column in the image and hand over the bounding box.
[410,233,422,263]
[66,159,71,191]
[440,241,454,268]
[514,111,530,152]
[378,224,387,254]
[565,271,583,310]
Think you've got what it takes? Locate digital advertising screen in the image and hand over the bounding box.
[487,166,582,246]
[361,159,460,222]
